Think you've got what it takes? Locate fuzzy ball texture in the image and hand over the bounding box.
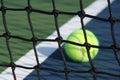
[65,29,99,62]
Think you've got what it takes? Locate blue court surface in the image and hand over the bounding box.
[24,0,120,80]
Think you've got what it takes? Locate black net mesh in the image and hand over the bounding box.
[0,0,120,80]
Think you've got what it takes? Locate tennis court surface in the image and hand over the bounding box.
[0,0,120,80]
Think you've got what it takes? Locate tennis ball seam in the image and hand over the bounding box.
[71,35,84,60]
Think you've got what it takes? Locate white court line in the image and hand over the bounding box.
[0,0,114,80]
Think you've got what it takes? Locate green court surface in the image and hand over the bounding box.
[0,0,94,72]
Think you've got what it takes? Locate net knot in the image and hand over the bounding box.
[89,68,97,76]
[84,42,91,50]
[108,16,116,24]
[0,6,7,14]
[55,36,63,44]
[78,10,85,19]
[64,68,70,74]
[52,9,59,17]
[34,65,40,70]
[31,37,38,45]
[111,44,119,52]
[10,62,16,70]
[2,32,11,39]
[25,6,32,13]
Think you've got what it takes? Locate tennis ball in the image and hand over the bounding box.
[65,29,99,62]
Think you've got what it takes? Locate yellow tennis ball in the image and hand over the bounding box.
[65,29,99,62]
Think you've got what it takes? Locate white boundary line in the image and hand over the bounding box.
[0,0,114,80]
